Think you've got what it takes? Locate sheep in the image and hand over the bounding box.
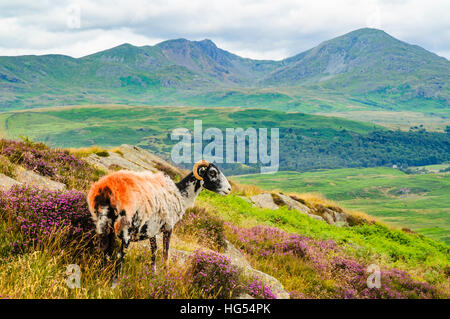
[87,159,231,279]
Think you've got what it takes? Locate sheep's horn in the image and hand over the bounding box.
[193,160,210,181]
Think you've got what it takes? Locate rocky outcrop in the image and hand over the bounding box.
[14,167,66,191]
[314,204,349,226]
[169,240,290,299]
[86,151,144,172]
[0,173,22,191]
[275,193,311,214]
[84,144,183,179]
[250,193,279,210]
[223,240,290,299]
[0,167,66,192]
[248,192,350,226]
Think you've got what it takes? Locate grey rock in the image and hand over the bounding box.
[85,152,145,172]
[321,211,335,224]
[84,144,184,177]
[0,173,22,191]
[169,241,290,299]
[223,240,290,299]
[250,193,279,210]
[236,293,255,299]
[277,193,311,214]
[14,168,66,191]
[119,144,161,171]
[332,210,348,224]
[307,214,325,222]
[170,248,192,267]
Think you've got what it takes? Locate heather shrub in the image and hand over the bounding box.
[247,279,277,299]
[226,224,446,299]
[188,250,241,298]
[0,138,104,190]
[0,185,96,254]
[175,207,227,251]
[330,256,442,299]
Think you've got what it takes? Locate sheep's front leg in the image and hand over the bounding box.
[162,228,172,269]
[149,236,157,273]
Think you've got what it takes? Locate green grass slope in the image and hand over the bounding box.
[234,167,450,243]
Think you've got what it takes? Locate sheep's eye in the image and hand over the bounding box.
[210,170,217,178]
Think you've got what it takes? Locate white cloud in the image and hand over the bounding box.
[0,0,448,59]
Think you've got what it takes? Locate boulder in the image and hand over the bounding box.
[85,152,145,172]
[169,240,290,299]
[250,193,279,210]
[0,173,22,191]
[332,210,348,224]
[223,240,290,299]
[14,168,66,191]
[119,145,163,171]
[170,248,192,267]
[321,211,335,224]
[313,204,349,226]
[307,213,325,222]
[276,193,311,214]
[84,144,184,178]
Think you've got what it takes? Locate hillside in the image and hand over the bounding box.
[1,28,449,119]
[0,139,448,299]
[262,29,450,107]
[1,105,449,175]
[234,167,450,243]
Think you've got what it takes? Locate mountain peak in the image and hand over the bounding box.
[197,39,216,46]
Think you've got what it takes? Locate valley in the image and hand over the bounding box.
[234,167,450,243]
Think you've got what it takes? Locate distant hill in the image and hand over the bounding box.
[1,105,449,175]
[0,28,449,114]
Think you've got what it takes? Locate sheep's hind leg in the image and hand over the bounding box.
[149,236,157,273]
[162,228,172,270]
[112,240,126,288]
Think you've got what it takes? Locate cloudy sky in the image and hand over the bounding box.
[0,0,449,60]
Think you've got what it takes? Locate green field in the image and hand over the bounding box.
[317,110,450,132]
[0,104,376,147]
[1,105,449,175]
[234,167,450,243]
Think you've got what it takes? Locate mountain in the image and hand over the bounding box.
[261,28,450,107]
[0,28,449,113]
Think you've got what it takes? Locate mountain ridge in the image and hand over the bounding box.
[0,28,449,112]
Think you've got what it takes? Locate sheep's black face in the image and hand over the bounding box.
[199,164,231,196]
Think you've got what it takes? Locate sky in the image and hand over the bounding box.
[0,0,449,60]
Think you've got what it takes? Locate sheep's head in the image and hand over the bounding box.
[193,160,231,196]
